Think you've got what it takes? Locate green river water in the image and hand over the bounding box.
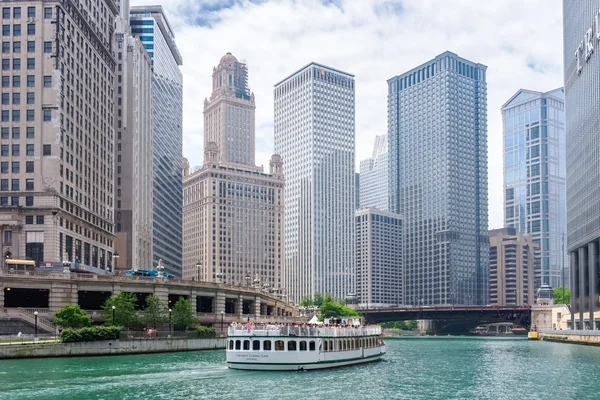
[0,337,598,400]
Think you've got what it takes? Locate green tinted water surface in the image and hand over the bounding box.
[0,337,597,400]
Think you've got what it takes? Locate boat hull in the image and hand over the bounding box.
[227,351,385,371]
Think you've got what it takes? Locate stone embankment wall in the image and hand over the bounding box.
[0,338,226,360]
[539,330,600,346]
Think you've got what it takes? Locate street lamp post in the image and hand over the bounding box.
[112,253,119,273]
[112,305,116,325]
[169,309,172,333]
[221,310,224,337]
[33,311,38,340]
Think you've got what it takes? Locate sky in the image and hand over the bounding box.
[130,0,564,229]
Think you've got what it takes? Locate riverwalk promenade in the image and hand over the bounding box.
[538,330,600,346]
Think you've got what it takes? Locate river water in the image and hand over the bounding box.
[0,337,598,400]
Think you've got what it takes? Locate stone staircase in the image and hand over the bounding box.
[0,307,56,333]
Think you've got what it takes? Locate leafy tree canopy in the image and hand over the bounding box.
[171,297,197,331]
[554,287,571,304]
[139,295,168,329]
[53,304,93,329]
[102,292,137,328]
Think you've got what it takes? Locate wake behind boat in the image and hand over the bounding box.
[226,318,386,371]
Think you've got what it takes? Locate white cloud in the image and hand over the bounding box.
[131,0,563,229]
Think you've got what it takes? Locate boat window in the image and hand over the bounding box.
[243,340,250,350]
[323,340,328,352]
[229,340,234,350]
[253,340,261,351]
[309,341,316,351]
[288,340,297,351]
[331,340,335,352]
[299,341,307,351]
[263,340,272,351]
[275,340,285,351]
[235,340,241,350]
[355,338,360,348]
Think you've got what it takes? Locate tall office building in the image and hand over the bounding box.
[204,52,255,166]
[563,1,600,329]
[355,173,360,209]
[359,135,388,211]
[113,2,153,273]
[502,88,566,291]
[182,54,284,290]
[356,208,402,307]
[274,63,356,303]
[130,6,183,277]
[0,1,117,269]
[388,51,489,306]
[489,227,539,306]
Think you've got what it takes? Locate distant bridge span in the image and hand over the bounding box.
[362,305,532,332]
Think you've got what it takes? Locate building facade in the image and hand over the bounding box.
[113,2,153,273]
[183,54,284,292]
[130,6,183,277]
[274,63,356,303]
[489,227,539,306]
[359,135,388,211]
[0,1,117,270]
[563,0,600,330]
[356,208,402,307]
[203,52,255,166]
[502,88,566,291]
[388,51,489,306]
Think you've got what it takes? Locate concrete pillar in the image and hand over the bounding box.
[237,294,243,319]
[579,247,586,330]
[590,241,598,330]
[153,285,169,307]
[254,296,261,317]
[215,290,225,315]
[571,251,577,330]
[111,284,122,296]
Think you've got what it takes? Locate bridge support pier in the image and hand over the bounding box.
[214,290,226,315]
[254,296,261,317]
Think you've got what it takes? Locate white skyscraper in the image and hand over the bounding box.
[274,63,356,303]
[359,135,388,211]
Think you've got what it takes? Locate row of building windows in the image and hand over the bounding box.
[2,24,36,36]
[1,75,52,87]
[0,109,52,121]
[2,41,53,54]
[1,6,53,19]
[0,144,50,156]
[0,178,34,191]
[0,195,33,207]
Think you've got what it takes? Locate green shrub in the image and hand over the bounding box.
[60,326,122,343]
[195,326,216,338]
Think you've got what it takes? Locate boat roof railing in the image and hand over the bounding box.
[228,324,381,337]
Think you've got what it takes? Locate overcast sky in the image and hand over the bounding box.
[130,0,564,229]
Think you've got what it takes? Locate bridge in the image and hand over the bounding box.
[361,305,532,334]
[0,269,297,335]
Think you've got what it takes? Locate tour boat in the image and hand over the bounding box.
[225,318,386,371]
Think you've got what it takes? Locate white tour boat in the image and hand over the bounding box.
[226,318,386,371]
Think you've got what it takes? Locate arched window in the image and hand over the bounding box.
[235,340,241,350]
[252,340,260,350]
[243,340,250,350]
[299,341,307,351]
[309,341,316,351]
[275,340,285,351]
[263,340,272,351]
[323,340,328,352]
[288,340,297,351]
[229,340,234,350]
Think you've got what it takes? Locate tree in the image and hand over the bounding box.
[102,293,138,328]
[53,304,93,329]
[319,299,360,319]
[300,295,313,308]
[171,297,197,331]
[313,292,324,308]
[405,320,418,330]
[139,295,168,329]
[554,287,571,304]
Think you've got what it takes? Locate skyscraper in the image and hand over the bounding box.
[130,6,183,277]
[0,1,117,270]
[274,63,356,303]
[489,227,539,306]
[183,54,283,290]
[563,0,600,329]
[204,52,255,166]
[356,208,402,307]
[359,135,388,211]
[388,51,489,306]
[501,88,566,291]
[113,2,154,273]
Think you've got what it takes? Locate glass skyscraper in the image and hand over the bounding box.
[130,6,183,277]
[388,51,489,306]
[563,0,600,329]
[501,88,566,291]
[359,135,388,211]
[274,63,356,303]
